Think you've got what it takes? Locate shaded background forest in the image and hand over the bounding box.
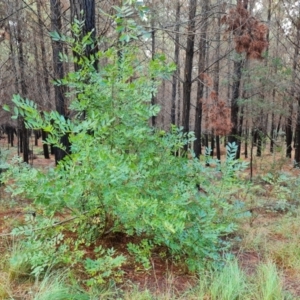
[0,0,299,164]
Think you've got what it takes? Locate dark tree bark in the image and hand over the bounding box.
[177,66,181,126]
[50,0,69,164]
[211,133,215,158]
[228,54,243,156]
[36,0,51,158]
[69,0,97,70]
[2,124,16,147]
[42,130,50,159]
[244,124,248,158]
[182,0,197,141]
[293,22,300,165]
[286,114,293,158]
[15,0,29,163]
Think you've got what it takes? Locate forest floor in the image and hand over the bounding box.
[1,136,300,299]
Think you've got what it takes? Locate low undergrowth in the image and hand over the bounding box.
[1,146,300,298]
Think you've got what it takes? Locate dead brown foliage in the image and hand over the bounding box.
[221,1,268,59]
[202,89,232,136]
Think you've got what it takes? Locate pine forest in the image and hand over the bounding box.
[0,0,300,299]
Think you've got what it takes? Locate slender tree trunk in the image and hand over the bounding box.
[7,12,20,153]
[216,135,221,160]
[228,0,248,159]
[286,35,299,160]
[286,114,293,158]
[37,0,51,158]
[151,4,156,127]
[182,0,197,140]
[256,0,271,157]
[256,130,262,157]
[213,4,221,160]
[228,54,243,154]
[245,123,248,158]
[42,130,50,159]
[33,36,47,159]
[211,133,215,157]
[177,67,181,126]
[171,0,181,125]
[16,0,29,163]
[51,0,69,164]
[36,0,51,107]
[194,0,208,157]
[238,59,249,159]
[161,28,166,126]
[293,21,300,165]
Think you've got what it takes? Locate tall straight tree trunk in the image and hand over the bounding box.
[286,113,293,158]
[33,36,50,159]
[15,0,29,163]
[213,2,221,160]
[245,122,248,158]
[293,21,300,165]
[161,30,166,126]
[256,0,271,157]
[194,0,209,157]
[36,0,51,106]
[228,54,243,157]
[228,0,248,159]
[239,59,248,159]
[7,17,19,94]
[37,0,51,159]
[182,0,197,141]
[50,0,69,164]
[270,29,279,153]
[171,0,181,125]
[151,3,156,127]
[211,133,215,157]
[286,32,299,159]
[177,67,181,126]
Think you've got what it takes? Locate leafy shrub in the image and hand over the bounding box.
[3,7,248,283]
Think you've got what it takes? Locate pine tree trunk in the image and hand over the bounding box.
[171,0,180,125]
[293,20,300,165]
[182,0,197,140]
[194,0,209,157]
[36,0,51,108]
[228,0,249,159]
[42,130,50,159]
[16,0,29,163]
[151,4,156,127]
[213,4,221,160]
[228,55,243,155]
[50,0,69,164]
[177,67,181,126]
